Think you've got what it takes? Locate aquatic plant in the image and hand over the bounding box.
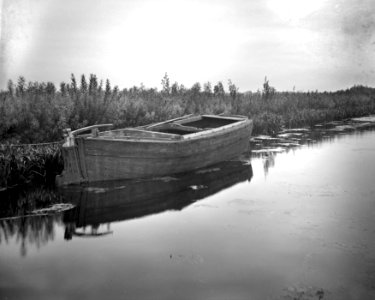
[0,143,63,189]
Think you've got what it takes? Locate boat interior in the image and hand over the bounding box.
[148,115,239,135]
[86,115,244,141]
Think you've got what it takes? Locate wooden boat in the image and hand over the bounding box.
[56,114,253,185]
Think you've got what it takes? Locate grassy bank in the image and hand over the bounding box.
[1,74,375,189]
[0,143,63,189]
[1,75,375,142]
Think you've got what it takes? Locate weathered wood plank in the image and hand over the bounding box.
[57,115,253,184]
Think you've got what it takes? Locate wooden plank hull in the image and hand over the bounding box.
[56,116,253,185]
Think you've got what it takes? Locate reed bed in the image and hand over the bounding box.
[0,142,63,189]
[1,75,374,189]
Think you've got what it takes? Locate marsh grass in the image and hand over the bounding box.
[1,75,375,188]
[0,143,63,189]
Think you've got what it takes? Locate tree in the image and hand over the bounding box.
[60,82,67,96]
[7,80,14,96]
[80,74,88,92]
[16,76,26,96]
[203,82,212,95]
[45,82,56,95]
[214,81,225,96]
[161,73,170,94]
[171,81,180,95]
[89,74,98,95]
[228,79,238,100]
[191,82,201,94]
[105,79,111,98]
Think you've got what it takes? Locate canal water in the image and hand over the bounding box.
[1,119,375,299]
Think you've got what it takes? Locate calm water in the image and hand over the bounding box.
[1,126,375,300]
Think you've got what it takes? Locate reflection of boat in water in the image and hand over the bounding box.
[61,160,253,238]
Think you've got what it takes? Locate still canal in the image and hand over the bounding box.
[1,117,375,300]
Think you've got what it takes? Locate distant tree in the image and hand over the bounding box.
[98,80,103,93]
[191,82,201,94]
[70,74,78,94]
[105,79,111,98]
[228,79,238,100]
[203,81,212,95]
[161,73,170,94]
[7,80,14,96]
[60,82,67,96]
[45,82,56,95]
[89,74,98,94]
[80,74,88,92]
[214,81,225,96]
[179,84,186,94]
[113,85,119,95]
[16,76,26,96]
[171,81,179,95]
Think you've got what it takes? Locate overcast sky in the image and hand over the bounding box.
[1,0,374,92]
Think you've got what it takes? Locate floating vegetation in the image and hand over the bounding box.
[29,203,75,216]
[250,116,375,160]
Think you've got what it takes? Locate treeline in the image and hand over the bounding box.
[1,73,375,143]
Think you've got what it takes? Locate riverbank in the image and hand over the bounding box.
[1,114,375,194]
[1,76,375,189]
[1,76,374,143]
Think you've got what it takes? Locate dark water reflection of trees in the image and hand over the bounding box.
[0,187,64,256]
[0,215,60,256]
[0,160,253,255]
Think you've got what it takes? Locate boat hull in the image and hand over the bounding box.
[56,116,253,185]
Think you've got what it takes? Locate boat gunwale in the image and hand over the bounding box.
[86,117,251,144]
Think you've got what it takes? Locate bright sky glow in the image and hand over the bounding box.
[101,0,242,87]
[267,0,328,22]
[0,0,374,91]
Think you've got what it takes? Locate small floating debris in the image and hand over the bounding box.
[85,187,108,193]
[154,176,179,182]
[251,147,286,154]
[251,135,280,141]
[113,185,127,190]
[195,167,220,174]
[352,115,375,122]
[29,203,75,215]
[353,122,372,128]
[280,128,309,133]
[328,125,356,132]
[189,185,207,190]
[277,132,304,138]
[275,142,300,147]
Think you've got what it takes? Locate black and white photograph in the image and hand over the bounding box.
[1,0,375,299]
